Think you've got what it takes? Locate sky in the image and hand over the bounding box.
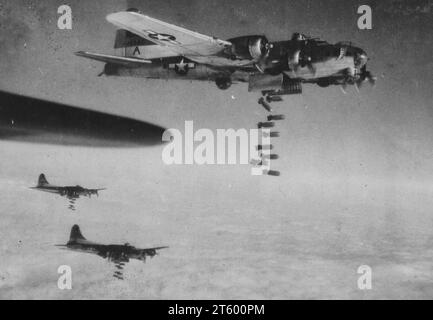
[1,0,433,299]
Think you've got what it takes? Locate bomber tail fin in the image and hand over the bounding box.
[113,8,154,52]
[69,225,86,242]
[37,174,49,187]
[114,29,154,50]
[114,28,156,58]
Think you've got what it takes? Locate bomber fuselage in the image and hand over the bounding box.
[101,37,368,91]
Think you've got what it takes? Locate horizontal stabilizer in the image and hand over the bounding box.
[149,246,169,251]
[75,51,152,66]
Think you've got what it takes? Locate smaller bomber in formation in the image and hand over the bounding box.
[57,225,168,279]
[30,174,106,200]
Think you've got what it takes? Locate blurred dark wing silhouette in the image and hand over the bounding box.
[0,90,167,147]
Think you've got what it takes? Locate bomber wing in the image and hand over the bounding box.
[146,246,169,251]
[106,11,230,56]
[105,11,253,68]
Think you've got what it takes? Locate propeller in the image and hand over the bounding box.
[302,56,316,76]
[340,83,347,95]
[296,34,316,75]
[252,39,273,74]
[288,46,316,76]
[355,65,376,90]
[340,65,376,93]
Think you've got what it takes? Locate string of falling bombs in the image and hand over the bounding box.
[68,197,77,211]
[252,93,286,177]
[113,261,126,280]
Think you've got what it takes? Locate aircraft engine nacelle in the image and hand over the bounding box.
[227,35,270,60]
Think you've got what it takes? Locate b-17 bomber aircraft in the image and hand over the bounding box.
[76,8,376,105]
[57,225,168,279]
[30,174,105,200]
